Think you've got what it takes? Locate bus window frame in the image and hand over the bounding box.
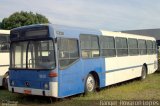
[99,35,116,58]
[80,34,100,59]
[58,37,80,70]
[115,37,128,57]
[138,39,147,55]
[146,40,153,55]
[128,38,139,56]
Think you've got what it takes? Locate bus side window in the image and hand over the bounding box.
[152,41,157,54]
[128,38,138,56]
[58,38,79,69]
[146,40,153,54]
[100,36,116,57]
[115,37,128,56]
[80,34,100,58]
[138,39,147,55]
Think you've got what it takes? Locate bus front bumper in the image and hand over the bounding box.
[8,82,58,97]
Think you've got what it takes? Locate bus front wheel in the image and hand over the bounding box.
[85,74,96,93]
[140,65,147,80]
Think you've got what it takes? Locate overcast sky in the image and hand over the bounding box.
[0,0,160,31]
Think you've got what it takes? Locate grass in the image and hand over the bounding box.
[0,72,160,106]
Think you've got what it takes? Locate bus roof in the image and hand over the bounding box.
[10,24,156,41]
[51,24,156,40]
[0,30,10,34]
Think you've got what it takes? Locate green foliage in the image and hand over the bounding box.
[1,11,49,30]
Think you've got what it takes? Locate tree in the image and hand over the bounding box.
[1,11,49,30]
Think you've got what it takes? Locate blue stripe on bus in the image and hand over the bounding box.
[105,63,155,73]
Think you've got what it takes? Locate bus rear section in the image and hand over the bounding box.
[100,31,158,86]
[0,30,10,87]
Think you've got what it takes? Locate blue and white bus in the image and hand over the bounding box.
[8,24,158,98]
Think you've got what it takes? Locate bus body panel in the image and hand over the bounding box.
[58,58,106,97]
[105,55,157,86]
[81,58,106,88]
[58,60,83,97]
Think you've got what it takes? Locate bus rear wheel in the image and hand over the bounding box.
[140,65,147,80]
[85,74,96,93]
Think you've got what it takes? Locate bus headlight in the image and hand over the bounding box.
[11,81,15,86]
[44,83,49,89]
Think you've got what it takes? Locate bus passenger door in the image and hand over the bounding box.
[58,38,83,97]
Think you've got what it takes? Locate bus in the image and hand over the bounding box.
[0,30,10,88]
[8,24,158,98]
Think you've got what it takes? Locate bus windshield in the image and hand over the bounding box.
[10,40,56,70]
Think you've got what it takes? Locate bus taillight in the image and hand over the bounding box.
[48,72,58,77]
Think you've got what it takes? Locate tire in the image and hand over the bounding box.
[85,74,96,93]
[2,78,8,89]
[140,65,147,80]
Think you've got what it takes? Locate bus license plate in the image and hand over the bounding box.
[24,90,31,94]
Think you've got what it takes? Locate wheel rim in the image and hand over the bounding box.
[86,75,95,92]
